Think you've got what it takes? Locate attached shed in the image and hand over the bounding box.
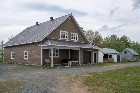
[121,48,139,62]
[98,48,120,63]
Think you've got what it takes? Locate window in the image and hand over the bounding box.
[109,55,112,58]
[49,48,59,57]
[71,33,78,41]
[124,51,127,54]
[11,52,14,59]
[60,31,68,39]
[24,51,28,60]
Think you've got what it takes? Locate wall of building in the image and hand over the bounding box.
[112,54,117,62]
[98,51,103,63]
[42,49,79,65]
[48,17,87,43]
[4,43,41,65]
[80,48,98,64]
[121,49,133,61]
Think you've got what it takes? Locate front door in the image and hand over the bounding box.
[117,55,120,62]
[83,50,91,64]
[94,52,97,63]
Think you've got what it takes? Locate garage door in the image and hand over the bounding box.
[83,50,91,64]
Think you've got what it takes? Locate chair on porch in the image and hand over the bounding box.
[61,59,72,66]
[45,59,51,65]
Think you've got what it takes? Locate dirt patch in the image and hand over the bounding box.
[56,75,90,93]
[0,78,24,93]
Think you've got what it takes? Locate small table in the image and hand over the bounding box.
[68,61,78,67]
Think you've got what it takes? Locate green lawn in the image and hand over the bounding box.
[84,66,140,93]
[97,62,139,66]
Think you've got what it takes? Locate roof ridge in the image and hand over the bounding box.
[25,14,71,29]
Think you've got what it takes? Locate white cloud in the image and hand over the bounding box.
[0,0,140,42]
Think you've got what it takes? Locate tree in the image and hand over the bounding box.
[84,30,103,47]
[0,40,4,62]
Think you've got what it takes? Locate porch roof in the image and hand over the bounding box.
[40,39,95,49]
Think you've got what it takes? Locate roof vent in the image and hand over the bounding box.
[50,17,53,21]
[36,22,39,25]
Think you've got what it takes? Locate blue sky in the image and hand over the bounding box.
[0,0,140,42]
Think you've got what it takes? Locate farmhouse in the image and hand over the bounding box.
[121,48,139,61]
[4,14,98,67]
[98,48,120,63]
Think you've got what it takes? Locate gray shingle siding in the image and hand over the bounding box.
[121,48,139,61]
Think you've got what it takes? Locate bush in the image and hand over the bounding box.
[8,61,15,64]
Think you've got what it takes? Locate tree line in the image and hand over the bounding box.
[0,40,4,62]
[81,27,140,56]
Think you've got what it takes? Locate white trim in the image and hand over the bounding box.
[71,33,78,41]
[42,46,80,50]
[49,48,59,58]
[11,52,14,59]
[24,51,28,60]
[5,41,40,47]
[51,48,53,67]
[41,46,43,66]
[57,45,68,47]
[60,30,68,40]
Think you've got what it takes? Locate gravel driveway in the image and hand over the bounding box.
[0,62,140,93]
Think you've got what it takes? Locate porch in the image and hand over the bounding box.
[40,39,98,67]
[41,47,98,67]
[42,48,80,66]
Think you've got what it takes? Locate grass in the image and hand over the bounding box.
[84,66,140,93]
[97,61,139,66]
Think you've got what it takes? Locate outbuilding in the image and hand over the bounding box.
[121,48,139,61]
[98,48,120,63]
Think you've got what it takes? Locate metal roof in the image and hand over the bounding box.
[99,48,120,54]
[4,14,71,47]
[125,48,139,55]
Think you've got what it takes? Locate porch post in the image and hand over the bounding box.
[51,48,54,67]
[69,49,70,59]
[41,46,43,66]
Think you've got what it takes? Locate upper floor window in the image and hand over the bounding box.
[124,51,127,54]
[71,33,78,41]
[11,52,14,59]
[49,48,59,57]
[60,31,68,39]
[24,51,28,60]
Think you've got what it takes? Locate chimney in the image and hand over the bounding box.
[36,22,39,25]
[50,17,53,21]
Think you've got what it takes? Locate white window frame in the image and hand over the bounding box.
[11,52,14,59]
[49,48,59,58]
[24,51,28,60]
[60,30,68,39]
[71,33,78,41]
